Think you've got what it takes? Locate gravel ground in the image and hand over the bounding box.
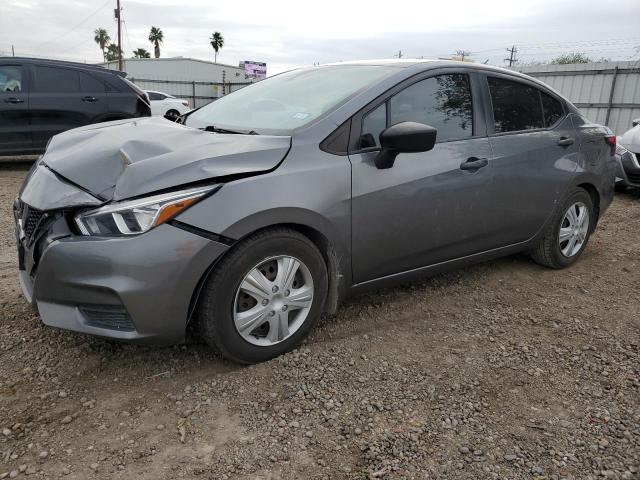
[0,164,638,479]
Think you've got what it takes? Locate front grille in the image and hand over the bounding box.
[80,305,136,332]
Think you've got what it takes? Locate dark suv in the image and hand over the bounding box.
[0,57,150,155]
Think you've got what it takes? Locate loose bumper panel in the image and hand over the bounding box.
[25,224,229,344]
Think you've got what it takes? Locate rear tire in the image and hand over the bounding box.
[196,228,328,364]
[530,188,594,269]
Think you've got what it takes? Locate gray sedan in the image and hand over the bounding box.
[14,60,617,363]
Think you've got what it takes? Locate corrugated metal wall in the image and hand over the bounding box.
[101,58,256,108]
[517,61,640,135]
[127,78,251,109]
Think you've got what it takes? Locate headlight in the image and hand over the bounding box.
[615,141,627,157]
[75,185,216,236]
[615,144,627,156]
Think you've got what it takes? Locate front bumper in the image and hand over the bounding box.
[615,150,640,187]
[19,222,229,344]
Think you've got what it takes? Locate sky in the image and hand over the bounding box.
[1,0,639,74]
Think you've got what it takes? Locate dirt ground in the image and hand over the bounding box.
[0,162,638,480]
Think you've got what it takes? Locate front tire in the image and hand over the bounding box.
[164,109,180,122]
[196,228,328,364]
[530,188,594,269]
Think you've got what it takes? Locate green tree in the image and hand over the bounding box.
[105,44,123,62]
[132,48,151,58]
[209,32,224,63]
[94,28,111,61]
[148,26,164,58]
[550,52,592,65]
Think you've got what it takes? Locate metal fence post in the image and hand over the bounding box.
[604,66,619,128]
[191,81,196,109]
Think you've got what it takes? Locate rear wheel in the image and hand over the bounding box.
[530,188,594,268]
[196,228,328,364]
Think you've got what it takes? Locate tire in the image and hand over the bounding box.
[196,228,328,364]
[530,187,594,269]
[164,109,180,122]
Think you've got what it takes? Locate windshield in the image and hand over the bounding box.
[185,65,399,133]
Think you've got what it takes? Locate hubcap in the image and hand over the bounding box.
[233,255,314,346]
[559,201,589,257]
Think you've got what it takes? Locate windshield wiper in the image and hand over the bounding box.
[202,125,258,135]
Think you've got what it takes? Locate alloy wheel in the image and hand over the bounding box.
[233,255,314,346]
[558,201,589,257]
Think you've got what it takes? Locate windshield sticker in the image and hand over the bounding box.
[292,112,310,120]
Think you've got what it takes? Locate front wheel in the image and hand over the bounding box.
[196,228,328,364]
[164,109,181,122]
[530,188,594,269]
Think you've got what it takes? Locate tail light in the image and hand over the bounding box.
[605,135,616,156]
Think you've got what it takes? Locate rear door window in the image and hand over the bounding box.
[0,66,23,93]
[488,76,544,133]
[32,66,80,93]
[79,72,105,92]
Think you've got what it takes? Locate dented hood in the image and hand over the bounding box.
[42,117,291,200]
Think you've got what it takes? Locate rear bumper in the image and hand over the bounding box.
[20,224,229,344]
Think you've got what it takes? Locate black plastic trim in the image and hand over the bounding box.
[319,119,351,156]
[169,220,235,245]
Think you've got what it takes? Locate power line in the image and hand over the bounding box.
[33,0,111,49]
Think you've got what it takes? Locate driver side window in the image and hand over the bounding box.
[359,73,474,148]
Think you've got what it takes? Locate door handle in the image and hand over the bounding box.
[81,96,98,102]
[4,97,24,104]
[557,137,574,147]
[460,157,488,171]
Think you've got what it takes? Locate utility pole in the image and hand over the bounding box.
[11,45,15,56]
[455,50,470,62]
[115,0,123,71]
[504,45,517,67]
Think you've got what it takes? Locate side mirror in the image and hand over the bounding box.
[375,122,437,169]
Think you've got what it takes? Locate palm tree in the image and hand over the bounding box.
[105,44,123,62]
[148,27,164,58]
[132,48,151,58]
[94,28,111,61]
[209,32,224,63]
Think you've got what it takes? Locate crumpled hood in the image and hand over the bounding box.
[42,116,291,201]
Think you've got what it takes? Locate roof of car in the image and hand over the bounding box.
[0,57,127,77]
[325,58,566,98]
[329,58,528,76]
